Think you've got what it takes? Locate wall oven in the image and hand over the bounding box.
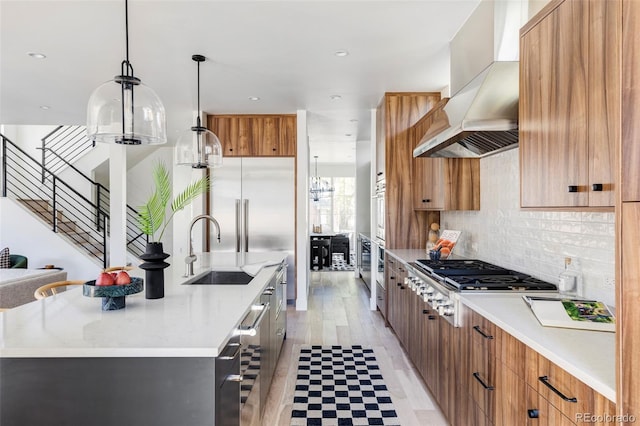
[375,239,385,288]
[375,179,385,243]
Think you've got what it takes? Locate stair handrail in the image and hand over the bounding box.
[3,137,101,211]
[2,134,109,266]
[35,146,147,250]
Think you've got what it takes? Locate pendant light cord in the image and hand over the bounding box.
[125,0,129,63]
[196,59,201,128]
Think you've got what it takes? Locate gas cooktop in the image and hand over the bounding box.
[414,259,557,292]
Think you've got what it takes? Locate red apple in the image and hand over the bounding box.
[111,272,118,280]
[115,270,131,285]
[96,272,115,286]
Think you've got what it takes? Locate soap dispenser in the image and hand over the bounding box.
[558,257,581,297]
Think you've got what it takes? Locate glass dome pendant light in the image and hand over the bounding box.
[86,0,166,145]
[175,54,223,168]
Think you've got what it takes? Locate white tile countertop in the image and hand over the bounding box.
[384,248,615,402]
[461,293,615,402]
[0,252,287,358]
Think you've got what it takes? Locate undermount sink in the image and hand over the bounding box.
[184,270,254,285]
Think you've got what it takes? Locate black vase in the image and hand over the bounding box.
[139,242,170,299]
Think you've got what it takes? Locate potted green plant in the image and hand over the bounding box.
[137,162,209,299]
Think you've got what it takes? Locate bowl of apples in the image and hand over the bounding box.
[83,267,143,311]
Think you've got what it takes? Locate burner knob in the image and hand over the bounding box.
[438,303,454,316]
[424,286,434,295]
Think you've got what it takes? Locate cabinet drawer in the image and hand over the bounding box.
[524,347,616,422]
[526,384,576,426]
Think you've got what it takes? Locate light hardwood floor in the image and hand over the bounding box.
[262,271,448,426]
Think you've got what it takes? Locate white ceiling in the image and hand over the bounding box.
[0,0,481,164]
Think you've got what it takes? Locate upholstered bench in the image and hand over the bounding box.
[0,269,68,308]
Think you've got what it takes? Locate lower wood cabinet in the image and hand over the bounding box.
[381,259,616,426]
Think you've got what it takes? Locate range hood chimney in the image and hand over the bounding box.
[414,0,529,158]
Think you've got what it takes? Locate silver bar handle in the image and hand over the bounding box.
[243,199,249,252]
[236,303,270,336]
[235,199,241,252]
[226,374,243,383]
[218,342,241,360]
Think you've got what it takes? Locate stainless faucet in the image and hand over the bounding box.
[185,214,221,276]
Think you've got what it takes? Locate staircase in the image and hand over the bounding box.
[1,133,147,267]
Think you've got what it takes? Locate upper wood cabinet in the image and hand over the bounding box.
[207,114,296,157]
[378,92,441,249]
[411,100,480,211]
[519,0,619,208]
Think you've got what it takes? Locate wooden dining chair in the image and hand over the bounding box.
[103,266,134,273]
[34,280,85,300]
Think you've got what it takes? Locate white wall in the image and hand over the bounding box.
[0,198,99,279]
[441,149,615,306]
[355,140,371,235]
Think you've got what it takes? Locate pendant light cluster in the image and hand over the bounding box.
[175,55,223,168]
[87,0,166,145]
[309,156,334,202]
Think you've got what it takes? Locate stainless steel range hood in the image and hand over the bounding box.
[414,0,528,158]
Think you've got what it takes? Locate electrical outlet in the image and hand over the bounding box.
[604,276,615,288]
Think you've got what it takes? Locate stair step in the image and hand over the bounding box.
[17,198,50,211]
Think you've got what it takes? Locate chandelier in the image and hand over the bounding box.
[87,0,166,145]
[309,156,334,202]
[175,54,223,168]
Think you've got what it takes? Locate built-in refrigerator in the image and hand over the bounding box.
[208,157,295,300]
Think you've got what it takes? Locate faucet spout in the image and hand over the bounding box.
[186,214,221,276]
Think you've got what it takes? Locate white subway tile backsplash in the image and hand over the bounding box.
[442,149,615,306]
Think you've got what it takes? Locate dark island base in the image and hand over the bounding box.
[0,357,228,426]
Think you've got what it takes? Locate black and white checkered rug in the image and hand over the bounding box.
[290,346,400,426]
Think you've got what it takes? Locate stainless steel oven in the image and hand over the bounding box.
[375,239,385,288]
[375,180,385,243]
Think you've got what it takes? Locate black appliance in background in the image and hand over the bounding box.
[358,236,372,291]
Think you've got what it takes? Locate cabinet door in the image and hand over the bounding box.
[376,99,385,181]
[520,0,589,207]
[209,116,241,157]
[587,0,619,207]
[420,302,440,398]
[495,362,528,426]
[621,203,640,416]
[622,0,640,201]
[278,116,297,157]
[468,311,496,421]
[444,159,480,210]
[251,117,278,156]
[412,157,444,210]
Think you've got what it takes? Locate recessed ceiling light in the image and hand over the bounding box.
[350,119,358,123]
[28,52,46,59]
[39,105,50,110]
[330,95,342,101]
[334,50,349,57]
[248,96,260,101]
[345,133,352,137]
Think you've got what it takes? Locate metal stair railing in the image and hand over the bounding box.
[41,125,94,176]
[34,146,148,258]
[2,134,108,267]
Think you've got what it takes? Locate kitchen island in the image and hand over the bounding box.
[0,252,288,426]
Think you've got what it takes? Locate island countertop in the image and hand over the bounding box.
[0,252,287,358]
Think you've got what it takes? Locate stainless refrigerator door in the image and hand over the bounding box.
[241,157,295,296]
[209,158,242,252]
